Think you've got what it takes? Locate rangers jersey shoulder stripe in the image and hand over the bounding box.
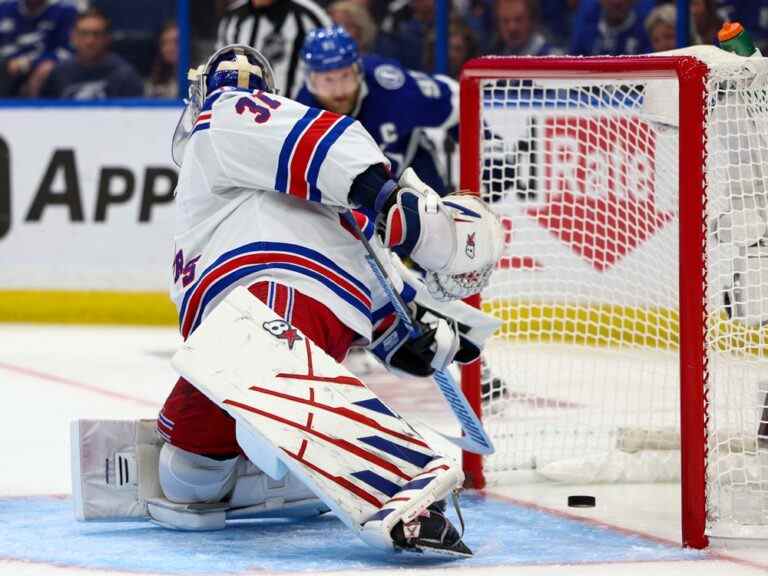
[275,108,356,201]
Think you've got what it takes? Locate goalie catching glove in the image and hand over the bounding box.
[381,168,504,301]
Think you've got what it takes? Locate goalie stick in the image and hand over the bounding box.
[343,211,494,455]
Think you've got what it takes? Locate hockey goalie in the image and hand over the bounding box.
[70,44,504,557]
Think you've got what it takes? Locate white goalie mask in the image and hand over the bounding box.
[171,44,278,167]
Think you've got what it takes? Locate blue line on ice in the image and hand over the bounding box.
[0,493,704,573]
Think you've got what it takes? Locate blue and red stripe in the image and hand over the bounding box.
[266,282,295,322]
[358,436,434,468]
[275,108,320,194]
[305,115,356,202]
[192,111,212,134]
[179,242,371,338]
[340,210,375,241]
[351,470,401,497]
[275,108,354,201]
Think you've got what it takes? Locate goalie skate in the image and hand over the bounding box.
[390,500,472,557]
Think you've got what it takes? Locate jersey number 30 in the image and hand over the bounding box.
[235,91,281,124]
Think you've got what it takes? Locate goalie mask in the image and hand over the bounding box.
[172,44,277,166]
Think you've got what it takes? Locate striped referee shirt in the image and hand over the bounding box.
[217,0,332,98]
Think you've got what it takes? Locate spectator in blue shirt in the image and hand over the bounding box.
[539,0,578,46]
[736,0,768,53]
[570,0,654,56]
[377,0,433,71]
[41,8,144,99]
[0,0,78,97]
[490,0,562,56]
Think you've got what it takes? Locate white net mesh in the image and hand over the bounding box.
[704,58,768,537]
[471,52,768,538]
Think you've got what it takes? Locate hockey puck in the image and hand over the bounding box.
[567,495,596,508]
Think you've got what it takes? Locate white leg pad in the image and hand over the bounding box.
[72,421,328,526]
[171,286,463,550]
[70,419,164,520]
[730,245,768,327]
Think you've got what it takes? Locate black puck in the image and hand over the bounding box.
[567,495,596,508]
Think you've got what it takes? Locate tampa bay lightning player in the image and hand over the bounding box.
[295,26,458,195]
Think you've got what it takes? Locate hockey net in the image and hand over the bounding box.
[459,47,768,547]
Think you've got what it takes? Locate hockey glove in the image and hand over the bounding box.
[368,303,482,377]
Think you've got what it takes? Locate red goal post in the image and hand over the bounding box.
[459,54,720,549]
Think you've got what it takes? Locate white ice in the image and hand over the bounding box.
[2,324,768,575]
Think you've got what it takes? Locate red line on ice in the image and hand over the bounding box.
[0,361,158,408]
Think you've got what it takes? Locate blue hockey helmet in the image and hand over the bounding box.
[202,44,277,98]
[301,26,359,73]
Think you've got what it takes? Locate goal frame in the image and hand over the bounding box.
[458,56,709,549]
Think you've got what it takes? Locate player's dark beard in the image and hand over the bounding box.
[332,96,355,115]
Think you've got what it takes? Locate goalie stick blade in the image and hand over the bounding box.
[419,421,494,455]
[433,369,495,455]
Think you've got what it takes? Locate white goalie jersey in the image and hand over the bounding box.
[171,86,404,341]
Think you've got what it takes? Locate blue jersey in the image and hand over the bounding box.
[0,0,77,68]
[721,1,768,48]
[569,0,653,56]
[296,56,458,194]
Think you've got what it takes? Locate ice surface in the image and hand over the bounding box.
[1,324,767,575]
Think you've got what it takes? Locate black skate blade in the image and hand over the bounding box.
[395,539,473,558]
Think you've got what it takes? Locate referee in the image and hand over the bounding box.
[217,0,332,98]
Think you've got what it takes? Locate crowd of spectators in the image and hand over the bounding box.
[0,0,766,100]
